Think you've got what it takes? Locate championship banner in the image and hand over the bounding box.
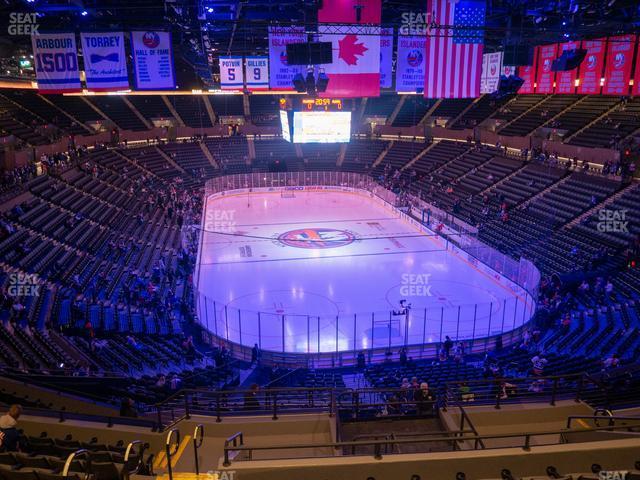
[535,44,558,94]
[602,34,635,96]
[380,27,394,88]
[219,56,244,90]
[31,32,81,93]
[396,35,426,92]
[131,31,175,90]
[245,56,269,91]
[80,32,128,91]
[268,26,306,90]
[555,41,580,94]
[480,51,503,93]
[480,54,488,93]
[633,39,640,96]
[578,38,605,94]
[517,63,536,94]
[502,65,516,76]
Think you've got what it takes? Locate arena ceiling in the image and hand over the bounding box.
[0,0,639,87]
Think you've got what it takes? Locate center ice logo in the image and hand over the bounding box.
[278,228,355,249]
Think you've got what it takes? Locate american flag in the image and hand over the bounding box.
[425,0,486,98]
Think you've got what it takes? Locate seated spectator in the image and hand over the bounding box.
[0,405,22,452]
[244,384,260,411]
[414,383,435,415]
[119,398,138,418]
[531,353,548,376]
[603,354,620,370]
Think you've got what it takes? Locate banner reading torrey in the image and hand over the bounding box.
[268,26,305,90]
[131,31,175,90]
[80,32,128,91]
[31,32,81,93]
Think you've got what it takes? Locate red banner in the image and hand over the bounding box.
[577,38,606,94]
[517,52,537,95]
[633,38,640,95]
[602,34,635,96]
[535,44,558,93]
[555,41,580,94]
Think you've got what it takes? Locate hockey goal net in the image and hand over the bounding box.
[281,190,296,198]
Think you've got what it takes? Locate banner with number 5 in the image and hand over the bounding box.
[246,56,269,91]
[219,56,244,90]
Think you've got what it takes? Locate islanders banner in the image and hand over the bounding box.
[131,31,175,90]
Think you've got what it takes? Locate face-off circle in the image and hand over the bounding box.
[278,228,355,249]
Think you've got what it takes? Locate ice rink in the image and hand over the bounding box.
[196,189,534,353]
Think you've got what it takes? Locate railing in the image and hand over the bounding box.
[165,428,180,480]
[221,423,640,465]
[223,432,245,467]
[566,414,640,429]
[193,424,204,475]
[152,372,623,430]
[442,372,607,410]
[192,171,540,359]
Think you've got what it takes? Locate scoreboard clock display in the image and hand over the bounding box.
[280,97,344,112]
[301,98,344,111]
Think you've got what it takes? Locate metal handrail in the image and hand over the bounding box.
[566,414,640,429]
[223,431,244,467]
[221,423,640,465]
[62,449,92,478]
[165,428,181,480]
[458,405,485,450]
[123,440,146,479]
[193,424,204,475]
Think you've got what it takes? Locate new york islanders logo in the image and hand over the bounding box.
[142,31,160,49]
[586,54,597,70]
[407,49,423,68]
[280,50,288,66]
[614,52,625,69]
[278,228,355,249]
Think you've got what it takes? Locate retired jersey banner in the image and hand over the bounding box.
[535,44,558,93]
[131,31,175,90]
[268,26,305,90]
[380,27,394,88]
[603,34,635,95]
[396,35,426,92]
[578,38,605,94]
[219,57,244,90]
[245,56,269,91]
[480,51,503,93]
[555,41,580,94]
[80,32,128,91]
[31,33,81,93]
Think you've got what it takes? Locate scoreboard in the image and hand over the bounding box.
[279,97,344,112]
[279,97,351,144]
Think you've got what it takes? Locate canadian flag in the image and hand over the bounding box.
[317,0,381,98]
[318,26,381,98]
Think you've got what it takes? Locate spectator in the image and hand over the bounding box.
[603,354,620,370]
[0,405,22,452]
[443,336,453,357]
[414,383,435,415]
[531,353,548,376]
[119,398,138,418]
[251,343,260,365]
[244,384,260,411]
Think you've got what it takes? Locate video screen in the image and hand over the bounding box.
[280,110,291,142]
[292,111,351,143]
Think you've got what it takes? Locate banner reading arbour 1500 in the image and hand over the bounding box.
[130,31,176,90]
[80,32,128,91]
[31,32,81,93]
